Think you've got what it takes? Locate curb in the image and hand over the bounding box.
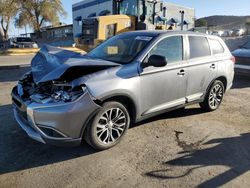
[0,64,30,70]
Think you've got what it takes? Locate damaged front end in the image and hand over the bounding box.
[17,71,86,105]
[12,45,119,146]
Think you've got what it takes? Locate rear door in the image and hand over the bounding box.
[186,35,218,102]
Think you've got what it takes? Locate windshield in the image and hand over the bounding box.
[242,41,250,49]
[86,34,153,64]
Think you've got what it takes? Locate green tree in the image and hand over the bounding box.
[195,18,207,27]
[17,0,66,37]
[0,0,19,40]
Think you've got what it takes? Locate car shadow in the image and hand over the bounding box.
[145,133,250,188]
[0,104,96,175]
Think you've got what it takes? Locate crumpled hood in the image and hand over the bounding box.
[31,45,120,84]
[232,48,250,58]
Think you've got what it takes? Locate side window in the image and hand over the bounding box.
[189,36,211,59]
[209,38,225,54]
[149,36,183,63]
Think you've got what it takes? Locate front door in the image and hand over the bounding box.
[139,35,188,116]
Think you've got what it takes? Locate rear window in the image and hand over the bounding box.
[189,36,211,59]
[209,38,224,54]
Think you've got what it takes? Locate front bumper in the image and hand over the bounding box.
[12,87,100,146]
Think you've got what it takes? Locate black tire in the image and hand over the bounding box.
[85,101,130,150]
[199,80,225,112]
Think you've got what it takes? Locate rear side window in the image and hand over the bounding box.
[209,38,224,54]
[189,36,211,59]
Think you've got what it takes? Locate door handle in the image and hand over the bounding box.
[177,69,185,76]
[210,64,216,69]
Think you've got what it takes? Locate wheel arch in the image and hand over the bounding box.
[100,94,137,124]
[207,76,228,94]
[215,76,227,92]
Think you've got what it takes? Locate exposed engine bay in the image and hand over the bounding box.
[15,45,120,104]
[17,72,85,104]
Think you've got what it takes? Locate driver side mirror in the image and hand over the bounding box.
[142,55,168,68]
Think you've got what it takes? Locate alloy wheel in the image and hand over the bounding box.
[209,83,223,109]
[96,108,126,144]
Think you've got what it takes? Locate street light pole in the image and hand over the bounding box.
[179,10,185,30]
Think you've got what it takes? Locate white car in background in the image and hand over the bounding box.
[232,29,245,37]
[10,37,38,48]
[212,31,224,37]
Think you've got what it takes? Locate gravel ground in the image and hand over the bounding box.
[0,66,250,188]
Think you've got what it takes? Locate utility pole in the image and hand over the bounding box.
[152,0,158,25]
[179,10,185,30]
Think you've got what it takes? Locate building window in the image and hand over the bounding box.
[120,0,137,15]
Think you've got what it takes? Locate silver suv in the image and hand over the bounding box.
[12,31,234,150]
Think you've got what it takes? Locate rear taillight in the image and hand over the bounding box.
[230,56,236,63]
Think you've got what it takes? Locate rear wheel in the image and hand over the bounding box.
[200,80,225,112]
[85,101,130,150]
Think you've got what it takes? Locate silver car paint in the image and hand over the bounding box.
[12,31,234,146]
[84,32,233,118]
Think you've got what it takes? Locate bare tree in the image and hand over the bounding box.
[0,0,19,40]
[17,0,66,37]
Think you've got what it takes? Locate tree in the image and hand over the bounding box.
[0,0,19,41]
[17,0,66,37]
[195,18,207,27]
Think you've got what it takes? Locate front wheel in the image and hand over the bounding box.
[85,101,130,150]
[200,80,225,112]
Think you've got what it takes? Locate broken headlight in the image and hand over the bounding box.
[51,86,87,103]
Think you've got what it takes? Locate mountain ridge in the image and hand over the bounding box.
[197,15,250,30]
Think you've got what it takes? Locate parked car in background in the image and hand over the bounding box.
[232,41,250,75]
[211,31,224,37]
[221,30,233,37]
[12,31,234,150]
[232,29,245,37]
[10,37,38,48]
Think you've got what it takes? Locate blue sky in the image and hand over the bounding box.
[10,0,250,36]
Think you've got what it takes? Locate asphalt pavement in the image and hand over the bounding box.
[0,55,34,69]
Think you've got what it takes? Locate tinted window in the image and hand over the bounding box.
[209,38,224,54]
[189,36,211,59]
[149,36,183,63]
